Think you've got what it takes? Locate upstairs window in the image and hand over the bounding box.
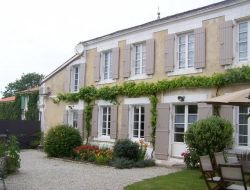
[102,50,112,80]
[239,21,249,62]
[177,33,195,69]
[133,43,146,75]
[72,66,79,92]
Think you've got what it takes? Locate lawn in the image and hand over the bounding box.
[124,169,208,190]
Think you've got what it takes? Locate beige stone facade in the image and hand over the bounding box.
[40,0,250,160]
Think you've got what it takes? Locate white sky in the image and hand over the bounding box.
[0,0,221,96]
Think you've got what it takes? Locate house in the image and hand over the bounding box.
[39,0,250,163]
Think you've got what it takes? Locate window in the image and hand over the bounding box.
[102,50,112,80]
[174,105,197,142]
[101,106,111,136]
[238,21,249,61]
[177,33,195,69]
[72,66,79,92]
[133,43,146,75]
[238,106,249,146]
[131,106,145,138]
[68,110,78,128]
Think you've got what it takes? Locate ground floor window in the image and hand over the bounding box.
[131,105,145,139]
[238,106,249,146]
[174,104,197,142]
[68,110,78,128]
[100,106,111,136]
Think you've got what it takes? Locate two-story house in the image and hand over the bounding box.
[39,0,250,163]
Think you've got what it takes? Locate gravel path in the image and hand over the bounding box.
[4,150,180,190]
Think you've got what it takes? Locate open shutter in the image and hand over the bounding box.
[110,105,118,139]
[77,110,84,137]
[144,104,151,142]
[123,44,131,78]
[91,105,98,138]
[198,103,213,120]
[220,105,234,123]
[120,105,129,139]
[194,27,206,69]
[79,63,85,88]
[165,34,175,72]
[94,52,100,82]
[146,39,155,75]
[112,47,119,79]
[219,20,233,66]
[63,110,68,125]
[155,103,170,160]
[64,66,71,92]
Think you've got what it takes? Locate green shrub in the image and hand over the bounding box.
[134,159,155,168]
[111,158,135,169]
[185,116,233,168]
[44,125,82,157]
[113,139,140,161]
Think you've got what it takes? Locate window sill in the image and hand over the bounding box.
[126,74,152,81]
[167,68,202,76]
[98,79,116,85]
[226,60,250,69]
[93,136,115,142]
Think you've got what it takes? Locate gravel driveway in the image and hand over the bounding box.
[4,150,180,190]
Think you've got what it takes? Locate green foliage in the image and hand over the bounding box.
[185,116,233,168]
[29,131,43,148]
[134,159,155,168]
[57,65,250,151]
[111,158,135,169]
[5,136,21,174]
[25,92,39,121]
[85,103,93,144]
[44,125,82,157]
[0,94,22,120]
[113,139,140,161]
[181,151,200,169]
[3,72,44,98]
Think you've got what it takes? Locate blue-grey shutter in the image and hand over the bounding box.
[77,110,84,138]
[120,105,129,139]
[112,48,119,79]
[194,27,206,69]
[94,52,100,82]
[165,34,175,72]
[144,104,151,142]
[110,105,118,139]
[63,110,68,125]
[79,63,85,88]
[146,39,155,75]
[91,105,98,138]
[198,103,213,120]
[123,44,131,78]
[64,66,71,92]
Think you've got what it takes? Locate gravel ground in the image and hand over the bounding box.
[4,150,180,190]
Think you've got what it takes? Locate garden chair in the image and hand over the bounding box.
[219,164,249,190]
[214,152,226,170]
[0,156,6,190]
[200,155,221,190]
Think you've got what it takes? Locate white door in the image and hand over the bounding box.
[171,105,198,157]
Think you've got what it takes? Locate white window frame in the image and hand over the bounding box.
[129,105,145,140]
[100,106,111,137]
[67,110,78,129]
[173,104,198,143]
[236,106,250,147]
[132,42,146,76]
[238,20,249,63]
[101,50,113,81]
[71,65,80,92]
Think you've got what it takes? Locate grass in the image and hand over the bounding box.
[124,169,208,190]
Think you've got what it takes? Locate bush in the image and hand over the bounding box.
[181,151,199,169]
[44,125,82,157]
[113,139,140,161]
[185,116,233,168]
[134,159,155,168]
[111,158,135,169]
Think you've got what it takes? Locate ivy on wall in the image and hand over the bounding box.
[0,92,39,121]
[57,66,250,149]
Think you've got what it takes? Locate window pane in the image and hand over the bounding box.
[176,105,185,113]
[175,115,185,123]
[239,115,248,124]
[239,33,248,42]
[239,22,248,33]
[240,52,248,60]
[133,130,138,138]
[239,106,248,113]
[175,124,184,132]
[133,122,139,130]
[239,125,248,135]
[239,42,248,51]
[188,34,194,43]
[174,134,184,142]
[239,136,248,146]
[188,115,197,123]
[188,105,198,114]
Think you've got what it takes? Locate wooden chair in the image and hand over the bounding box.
[0,156,6,190]
[219,164,249,190]
[200,155,221,190]
[214,152,226,170]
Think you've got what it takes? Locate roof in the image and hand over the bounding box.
[17,86,39,94]
[81,0,243,46]
[0,96,15,103]
[41,54,81,84]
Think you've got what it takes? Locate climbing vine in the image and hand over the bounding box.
[25,92,39,121]
[84,103,93,144]
[56,66,250,149]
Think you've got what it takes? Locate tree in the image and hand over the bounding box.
[2,73,44,98]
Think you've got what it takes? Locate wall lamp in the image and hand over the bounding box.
[177,96,185,102]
